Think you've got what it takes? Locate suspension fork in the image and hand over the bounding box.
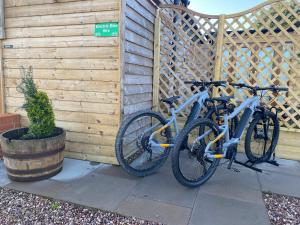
[254,107,269,141]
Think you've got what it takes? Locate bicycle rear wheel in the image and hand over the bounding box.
[172,118,221,188]
[115,110,172,177]
[245,110,279,163]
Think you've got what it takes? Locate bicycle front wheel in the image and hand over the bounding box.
[245,110,279,163]
[172,118,221,188]
[115,110,172,177]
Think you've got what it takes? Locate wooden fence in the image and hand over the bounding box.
[153,0,300,160]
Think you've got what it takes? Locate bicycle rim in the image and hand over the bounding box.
[118,112,171,175]
[177,121,220,183]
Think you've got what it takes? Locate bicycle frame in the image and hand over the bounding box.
[148,90,210,148]
[204,95,261,159]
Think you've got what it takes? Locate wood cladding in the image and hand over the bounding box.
[2,0,121,164]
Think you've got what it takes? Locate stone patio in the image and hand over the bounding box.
[1,155,299,225]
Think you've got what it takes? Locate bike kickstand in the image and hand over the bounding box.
[234,160,263,173]
[266,152,279,166]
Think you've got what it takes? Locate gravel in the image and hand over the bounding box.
[0,187,161,225]
[263,192,300,225]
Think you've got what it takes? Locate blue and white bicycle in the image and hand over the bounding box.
[115,81,237,177]
[171,83,288,187]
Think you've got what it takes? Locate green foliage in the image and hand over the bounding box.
[50,202,60,210]
[17,66,56,139]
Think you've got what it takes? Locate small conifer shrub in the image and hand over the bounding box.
[17,66,55,139]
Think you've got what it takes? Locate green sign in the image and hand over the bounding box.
[94,22,119,37]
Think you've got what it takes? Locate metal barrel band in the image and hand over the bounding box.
[7,167,63,182]
[6,161,63,175]
[3,145,65,159]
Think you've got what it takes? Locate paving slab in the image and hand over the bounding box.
[117,196,192,225]
[54,172,138,211]
[131,169,198,208]
[2,156,299,225]
[199,165,263,204]
[255,158,300,177]
[0,161,11,187]
[94,164,141,181]
[51,158,102,182]
[258,171,300,198]
[189,192,271,225]
[6,179,70,199]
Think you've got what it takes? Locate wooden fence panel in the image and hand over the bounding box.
[156,0,300,160]
[156,0,299,129]
[156,5,220,116]
[221,0,300,130]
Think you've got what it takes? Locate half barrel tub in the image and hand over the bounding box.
[0,127,66,182]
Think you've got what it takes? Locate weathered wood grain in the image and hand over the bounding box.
[4,69,119,82]
[2,36,118,48]
[6,0,119,18]
[6,11,118,28]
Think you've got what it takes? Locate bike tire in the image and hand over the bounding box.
[115,110,172,177]
[244,110,279,163]
[172,118,221,188]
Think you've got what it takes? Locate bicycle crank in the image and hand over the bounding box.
[226,143,237,170]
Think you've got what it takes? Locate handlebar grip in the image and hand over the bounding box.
[230,83,243,87]
[274,87,289,92]
[184,81,195,84]
[211,81,227,86]
[184,80,227,87]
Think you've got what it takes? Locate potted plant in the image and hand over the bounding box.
[0,67,65,182]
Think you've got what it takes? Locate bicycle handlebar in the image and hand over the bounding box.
[184,80,227,87]
[230,83,289,93]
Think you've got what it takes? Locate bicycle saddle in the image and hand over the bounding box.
[161,96,180,107]
[210,95,234,103]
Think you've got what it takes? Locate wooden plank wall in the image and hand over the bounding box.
[122,0,173,118]
[2,0,121,164]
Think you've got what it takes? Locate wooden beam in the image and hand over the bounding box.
[213,15,225,96]
[0,0,4,39]
[152,8,161,111]
[119,0,126,122]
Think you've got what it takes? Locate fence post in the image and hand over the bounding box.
[153,8,161,111]
[213,14,225,97]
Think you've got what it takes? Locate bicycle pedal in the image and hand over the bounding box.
[232,167,240,173]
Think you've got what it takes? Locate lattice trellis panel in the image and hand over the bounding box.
[155,0,300,131]
[157,5,219,117]
[221,0,300,130]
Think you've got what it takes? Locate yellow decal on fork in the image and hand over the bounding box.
[159,144,170,148]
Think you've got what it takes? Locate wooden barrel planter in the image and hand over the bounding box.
[0,127,66,182]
